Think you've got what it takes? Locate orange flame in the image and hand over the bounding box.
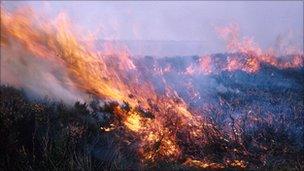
[1,6,204,164]
[1,6,302,168]
[215,23,303,73]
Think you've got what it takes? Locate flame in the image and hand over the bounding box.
[185,55,212,75]
[183,23,303,76]
[100,124,116,132]
[1,7,203,164]
[1,7,131,102]
[199,55,212,74]
[1,6,302,169]
[183,158,225,169]
[215,23,303,73]
[215,23,262,56]
[124,112,142,132]
[183,158,247,169]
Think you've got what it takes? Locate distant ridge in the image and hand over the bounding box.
[95,39,222,57]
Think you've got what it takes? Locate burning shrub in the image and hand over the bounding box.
[1,6,303,170]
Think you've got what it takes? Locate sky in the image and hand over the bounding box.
[2,1,303,56]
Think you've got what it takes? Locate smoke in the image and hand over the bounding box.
[1,5,303,106]
[1,5,303,167]
[1,28,87,104]
[215,23,262,56]
[0,6,150,106]
[274,30,304,55]
[0,7,97,104]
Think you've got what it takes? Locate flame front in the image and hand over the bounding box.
[1,6,303,169]
[0,6,202,165]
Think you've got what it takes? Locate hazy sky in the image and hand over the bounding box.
[2,1,303,55]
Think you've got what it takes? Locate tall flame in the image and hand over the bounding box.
[1,6,205,165]
[1,6,302,169]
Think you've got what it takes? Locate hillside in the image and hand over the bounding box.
[1,53,303,170]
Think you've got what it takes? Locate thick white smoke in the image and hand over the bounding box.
[1,38,87,104]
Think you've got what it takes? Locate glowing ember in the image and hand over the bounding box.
[183,158,225,169]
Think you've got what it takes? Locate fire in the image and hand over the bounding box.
[199,55,212,74]
[1,7,129,103]
[215,23,303,73]
[141,129,181,162]
[227,56,241,72]
[100,124,116,132]
[227,159,247,168]
[1,5,303,169]
[183,23,303,76]
[183,158,247,169]
[215,23,262,56]
[185,55,212,75]
[183,158,225,169]
[124,112,142,132]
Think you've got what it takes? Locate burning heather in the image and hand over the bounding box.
[1,4,304,170]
